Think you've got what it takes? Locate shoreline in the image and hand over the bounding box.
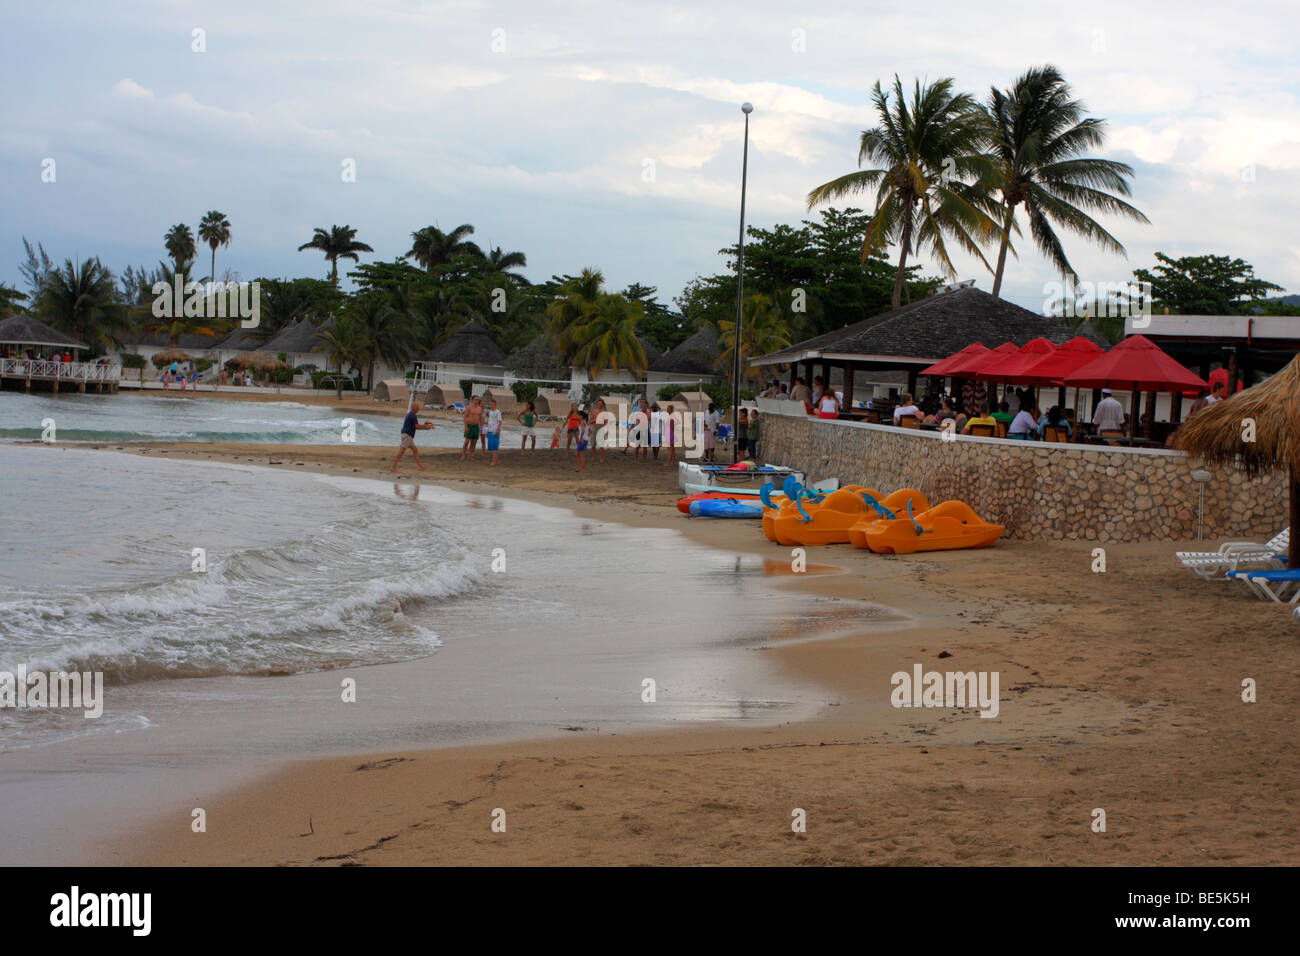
[18,440,1300,866]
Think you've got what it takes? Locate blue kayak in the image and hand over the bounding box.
[689,498,765,519]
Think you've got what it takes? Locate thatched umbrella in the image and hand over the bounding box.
[1175,357,1300,567]
[152,348,195,367]
[227,351,289,372]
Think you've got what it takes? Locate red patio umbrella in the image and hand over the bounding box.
[919,342,990,377]
[947,341,1018,377]
[1063,335,1209,444]
[971,337,1059,382]
[1017,336,1107,417]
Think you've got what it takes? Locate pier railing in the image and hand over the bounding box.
[1,358,122,383]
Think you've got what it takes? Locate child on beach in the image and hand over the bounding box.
[565,404,581,456]
[517,401,537,454]
[486,398,502,466]
[391,400,434,473]
[550,423,562,449]
[461,396,483,460]
[575,411,589,472]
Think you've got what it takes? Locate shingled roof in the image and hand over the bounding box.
[0,314,89,349]
[755,285,1103,366]
[650,324,720,376]
[426,320,507,365]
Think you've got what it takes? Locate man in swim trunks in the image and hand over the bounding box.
[486,398,503,466]
[391,400,434,473]
[461,396,483,460]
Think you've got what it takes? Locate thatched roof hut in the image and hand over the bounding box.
[0,314,88,350]
[650,325,720,377]
[426,321,507,365]
[1176,356,1300,566]
[534,391,575,417]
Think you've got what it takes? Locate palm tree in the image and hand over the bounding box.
[409,287,470,350]
[484,246,527,274]
[164,224,197,266]
[544,268,604,364]
[37,257,128,350]
[718,293,792,386]
[197,210,232,283]
[140,259,230,346]
[568,294,647,378]
[0,283,27,318]
[316,314,366,399]
[345,293,414,393]
[985,65,1149,298]
[807,76,1001,309]
[297,225,375,286]
[406,224,481,272]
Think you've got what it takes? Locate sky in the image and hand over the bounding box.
[2,0,1298,315]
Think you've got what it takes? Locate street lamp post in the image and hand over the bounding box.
[731,102,753,464]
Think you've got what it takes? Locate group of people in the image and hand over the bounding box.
[391,394,762,474]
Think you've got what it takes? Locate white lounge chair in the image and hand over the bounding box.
[1176,528,1290,580]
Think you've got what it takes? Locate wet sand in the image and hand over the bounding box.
[65,441,1300,865]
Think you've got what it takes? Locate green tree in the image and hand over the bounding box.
[0,283,28,317]
[718,293,792,386]
[197,211,232,283]
[483,245,528,276]
[807,76,1000,308]
[985,65,1148,298]
[544,268,605,364]
[140,259,231,346]
[406,224,481,272]
[316,314,366,399]
[37,257,130,350]
[297,224,374,286]
[164,224,197,266]
[1133,253,1285,315]
[568,293,647,377]
[255,277,346,335]
[345,292,414,393]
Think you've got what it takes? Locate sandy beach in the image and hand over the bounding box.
[54,439,1298,867]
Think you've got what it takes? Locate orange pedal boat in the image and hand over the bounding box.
[857,499,1004,554]
[771,487,882,546]
[761,483,868,543]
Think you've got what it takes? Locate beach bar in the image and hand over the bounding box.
[0,314,120,393]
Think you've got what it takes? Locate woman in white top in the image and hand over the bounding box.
[817,392,840,420]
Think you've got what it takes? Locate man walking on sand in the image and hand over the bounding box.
[391,400,434,473]
[461,396,484,460]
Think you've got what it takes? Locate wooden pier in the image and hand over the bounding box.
[0,358,122,393]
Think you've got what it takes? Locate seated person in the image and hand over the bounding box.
[1008,403,1039,438]
[892,393,921,424]
[1037,405,1073,439]
[962,403,997,433]
[990,401,1015,426]
[923,397,965,432]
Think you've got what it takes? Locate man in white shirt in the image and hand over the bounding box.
[1009,407,1038,437]
[1092,388,1126,432]
[893,393,921,424]
[1004,387,1020,414]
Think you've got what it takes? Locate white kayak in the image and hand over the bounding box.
[682,478,839,497]
[677,461,806,490]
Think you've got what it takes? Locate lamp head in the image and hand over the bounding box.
[741,102,753,114]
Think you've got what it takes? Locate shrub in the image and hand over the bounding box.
[121,353,145,369]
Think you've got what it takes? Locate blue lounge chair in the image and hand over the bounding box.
[1227,567,1300,603]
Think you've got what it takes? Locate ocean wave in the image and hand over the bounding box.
[0,515,486,684]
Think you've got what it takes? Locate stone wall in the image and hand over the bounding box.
[759,410,1285,542]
